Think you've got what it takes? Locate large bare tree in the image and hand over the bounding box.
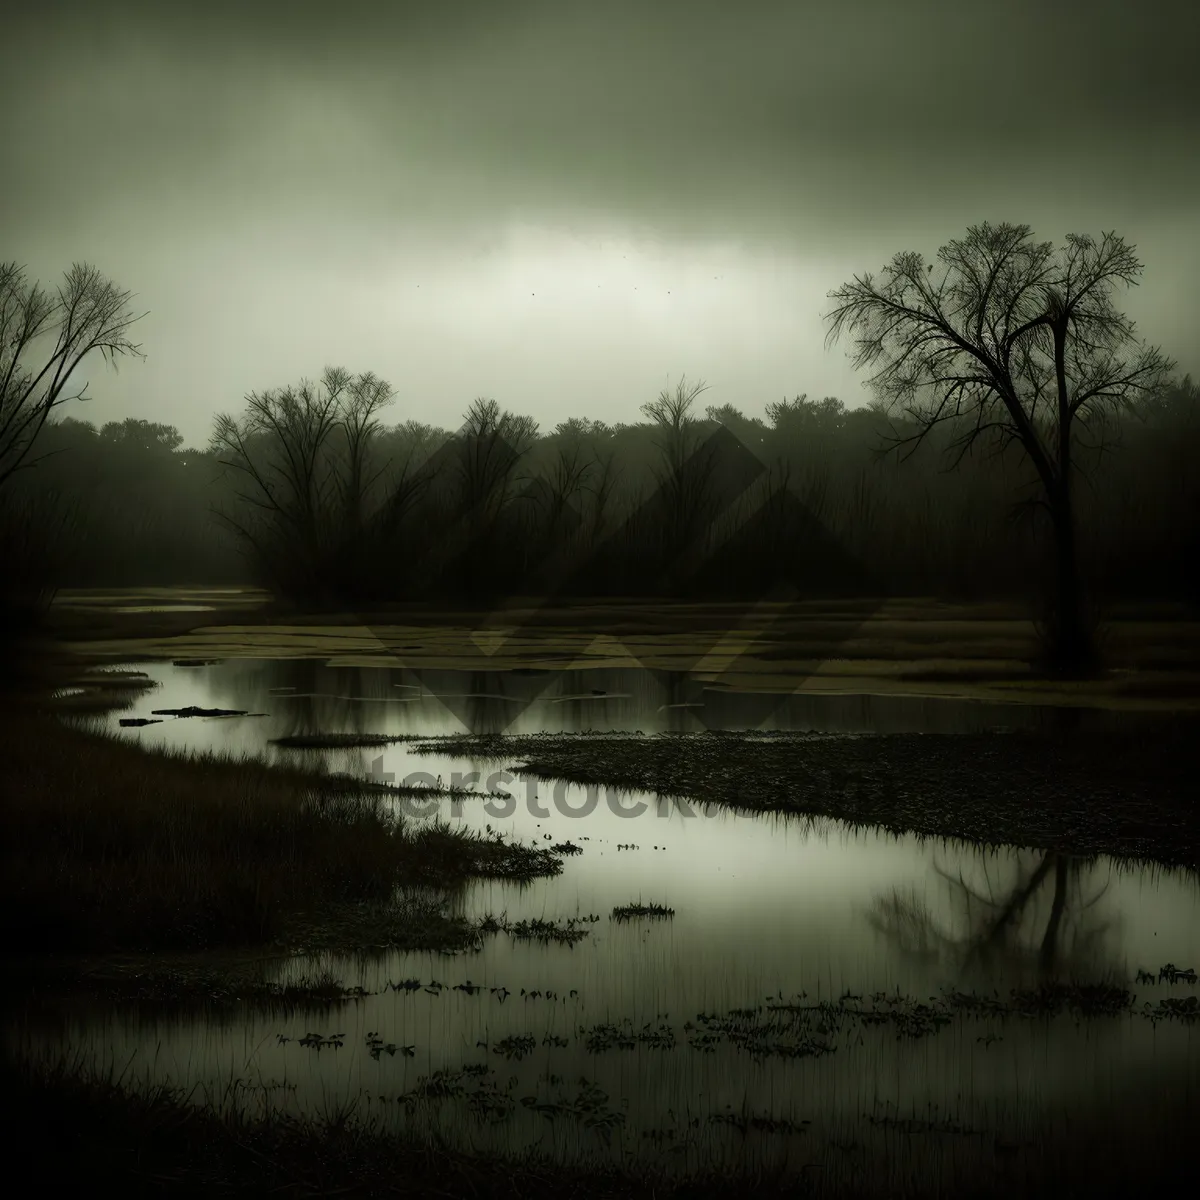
[824,223,1174,669]
[0,262,145,492]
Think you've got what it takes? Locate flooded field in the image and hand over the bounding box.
[13,657,1200,1185]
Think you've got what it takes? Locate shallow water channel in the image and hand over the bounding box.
[24,659,1200,1181]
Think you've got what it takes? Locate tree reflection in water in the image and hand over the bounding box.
[868,847,1119,985]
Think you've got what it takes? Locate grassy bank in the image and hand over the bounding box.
[410,728,1200,871]
[0,697,560,958]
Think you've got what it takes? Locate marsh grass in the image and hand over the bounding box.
[478,913,599,946]
[611,902,675,921]
[270,732,418,749]
[19,663,160,721]
[0,705,560,955]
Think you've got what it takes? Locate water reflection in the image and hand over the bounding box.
[98,658,1181,751]
[16,814,1199,1177]
[869,852,1121,985]
[30,659,1199,1179]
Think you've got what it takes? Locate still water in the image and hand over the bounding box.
[22,658,1200,1179]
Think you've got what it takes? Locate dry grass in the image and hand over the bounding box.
[0,702,558,955]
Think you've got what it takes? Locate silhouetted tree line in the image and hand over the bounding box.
[2,374,1195,613]
[3,247,1197,657]
[3,417,246,590]
[195,370,1199,613]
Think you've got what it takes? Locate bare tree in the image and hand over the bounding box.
[824,223,1175,670]
[407,398,539,597]
[642,375,709,468]
[454,397,538,521]
[336,370,395,535]
[548,418,621,539]
[641,375,719,561]
[541,433,593,534]
[209,366,389,597]
[0,262,145,492]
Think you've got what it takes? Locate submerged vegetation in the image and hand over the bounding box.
[8,1017,1198,1200]
[612,902,676,921]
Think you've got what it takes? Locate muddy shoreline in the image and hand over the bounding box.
[410,728,1200,871]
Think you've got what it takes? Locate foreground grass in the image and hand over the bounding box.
[0,703,560,957]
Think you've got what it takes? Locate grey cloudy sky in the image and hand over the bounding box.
[5,0,1197,447]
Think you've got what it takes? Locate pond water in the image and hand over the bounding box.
[21,658,1200,1182]
[109,604,219,613]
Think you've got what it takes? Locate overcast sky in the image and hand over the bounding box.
[5,0,1197,448]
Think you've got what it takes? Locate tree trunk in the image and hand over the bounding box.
[1048,310,1096,675]
[1050,486,1094,673]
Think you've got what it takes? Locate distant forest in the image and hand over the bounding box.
[8,375,1198,610]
